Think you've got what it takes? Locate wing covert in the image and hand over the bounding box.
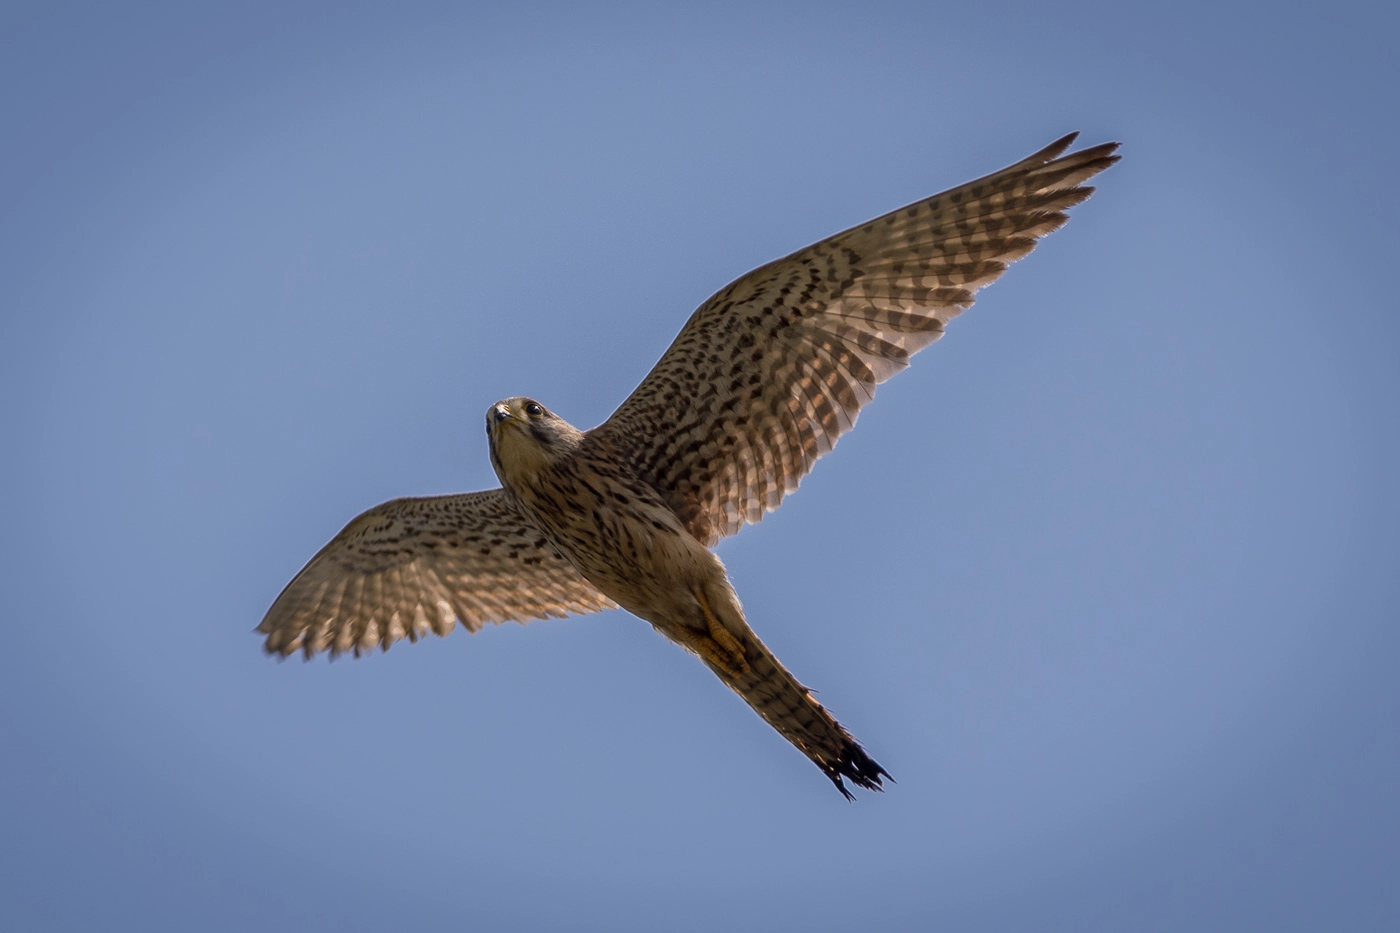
[258,489,617,659]
[593,132,1120,546]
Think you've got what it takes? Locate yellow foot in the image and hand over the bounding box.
[694,588,750,677]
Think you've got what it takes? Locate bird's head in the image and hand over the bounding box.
[486,397,583,487]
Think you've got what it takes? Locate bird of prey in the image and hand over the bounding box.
[258,132,1119,798]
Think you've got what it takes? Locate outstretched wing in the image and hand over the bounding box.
[258,489,617,659]
[592,132,1119,546]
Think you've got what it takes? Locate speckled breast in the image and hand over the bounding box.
[503,445,711,618]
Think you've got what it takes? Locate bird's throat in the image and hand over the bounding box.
[491,423,558,491]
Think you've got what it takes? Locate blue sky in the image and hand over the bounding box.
[2,2,1397,930]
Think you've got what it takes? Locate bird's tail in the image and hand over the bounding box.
[691,583,890,799]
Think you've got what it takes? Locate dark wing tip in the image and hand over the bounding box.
[1030,130,1121,167]
[1067,140,1123,174]
[1036,131,1081,163]
[1083,140,1123,162]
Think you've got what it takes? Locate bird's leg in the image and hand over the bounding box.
[693,587,750,677]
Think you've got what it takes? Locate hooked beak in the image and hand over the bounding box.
[490,404,524,436]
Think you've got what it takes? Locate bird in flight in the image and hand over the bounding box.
[258,132,1120,798]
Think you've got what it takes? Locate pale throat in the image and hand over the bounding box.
[491,424,559,490]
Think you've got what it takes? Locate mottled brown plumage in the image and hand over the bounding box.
[257,490,617,659]
[259,132,1120,797]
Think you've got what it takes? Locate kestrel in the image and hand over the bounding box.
[259,132,1120,797]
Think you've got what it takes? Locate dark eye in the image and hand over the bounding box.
[524,402,544,418]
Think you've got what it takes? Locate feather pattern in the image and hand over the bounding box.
[258,489,617,659]
[595,133,1120,545]
[257,133,1119,797]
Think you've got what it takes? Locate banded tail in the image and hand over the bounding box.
[689,584,890,798]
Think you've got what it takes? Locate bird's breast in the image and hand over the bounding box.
[507,452,718,617]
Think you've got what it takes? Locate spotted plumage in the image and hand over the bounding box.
[259,132,1120,797]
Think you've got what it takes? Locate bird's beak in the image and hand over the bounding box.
[491,404,522,434]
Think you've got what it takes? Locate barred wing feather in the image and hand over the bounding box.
[258,489,617,659]
[595,133,1119,546]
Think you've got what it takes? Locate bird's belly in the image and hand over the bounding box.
[514,476,721,626]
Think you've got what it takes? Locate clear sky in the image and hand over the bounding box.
[3,2,1397,930]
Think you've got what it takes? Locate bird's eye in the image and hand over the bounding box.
[524,402,544,418]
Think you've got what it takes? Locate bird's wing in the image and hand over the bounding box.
[592,133,1119,546]
[258,489,617,659]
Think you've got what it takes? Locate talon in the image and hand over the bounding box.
[692,636,745,680]
[695,588,750,675]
